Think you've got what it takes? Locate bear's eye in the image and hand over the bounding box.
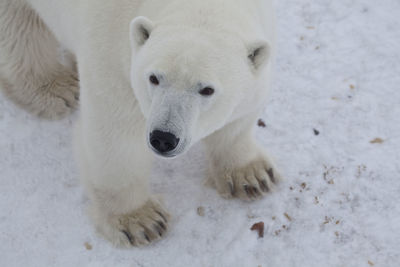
[149,75,160,85]
[199,87,215,96]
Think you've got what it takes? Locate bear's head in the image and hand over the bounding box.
[129,17,272,158]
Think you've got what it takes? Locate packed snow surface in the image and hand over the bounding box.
[1,0,400,266]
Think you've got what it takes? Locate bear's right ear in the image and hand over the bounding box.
[247,40,271,72]
[130,16,154,47]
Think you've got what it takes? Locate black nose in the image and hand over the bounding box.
[150,130,180,153]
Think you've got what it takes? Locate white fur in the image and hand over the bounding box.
[0,0,280,247]
[0,0,79,119]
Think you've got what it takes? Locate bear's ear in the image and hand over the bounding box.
[130,16,154,47]
[247,41,271,71]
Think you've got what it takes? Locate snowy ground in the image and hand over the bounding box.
[1,0,400,266]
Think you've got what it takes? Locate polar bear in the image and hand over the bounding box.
[0,0,280,247]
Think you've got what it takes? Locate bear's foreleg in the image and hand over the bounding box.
[75,119,169,247]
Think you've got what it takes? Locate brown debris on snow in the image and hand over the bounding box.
[284,213,292,221]
[257,119,266,128]
[370,138,384,144]
[251,222,265,238]
[197,206,205,217]
[84,242,92,250]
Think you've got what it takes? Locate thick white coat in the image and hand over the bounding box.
[0,0,280,247]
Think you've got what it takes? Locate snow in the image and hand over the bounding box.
[1,0,400,266]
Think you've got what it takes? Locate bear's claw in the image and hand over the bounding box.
[98,199,170,247]
[215,158,281,201]
[121,230,135,245]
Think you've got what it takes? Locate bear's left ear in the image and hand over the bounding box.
[247,41,271,71]
[130,16,154,47]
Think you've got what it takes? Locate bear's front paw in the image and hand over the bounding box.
[94,199,170,247]
[214,158,281,201]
